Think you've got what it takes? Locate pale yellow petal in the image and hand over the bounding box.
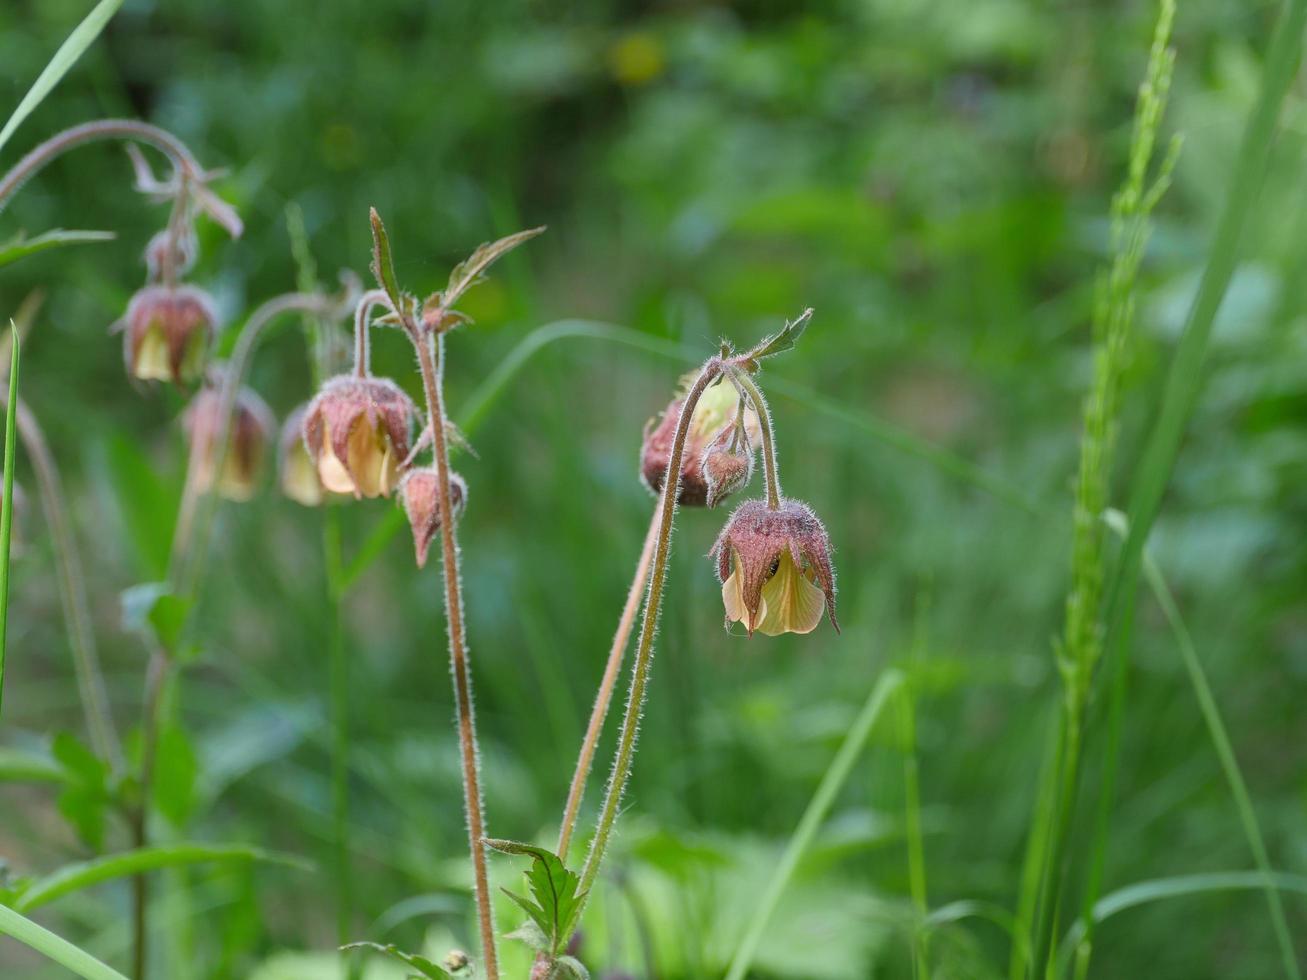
[722,550,766,633]
[317,420,357,495]
[134,325,173,382]
[756,551,825,636]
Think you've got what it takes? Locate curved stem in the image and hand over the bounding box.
[11,400,121,767]
[729,368,781,509]
[0,120,202,217]
[352,289,389,378]
[170,291,339,593]
[575,357,723,911]
[555,497,662,863]
[409,326,499,980]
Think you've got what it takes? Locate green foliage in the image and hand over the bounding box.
[51,731,111,850]
[485,839,586,958]
[339,942,451,979]
[0,905,129,980]
[0,230,114,270]
[0,325,16,719]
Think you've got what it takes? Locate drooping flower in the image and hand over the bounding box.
[278,404,323,506]
[183,383,274,502]
[640,376,760,506]
[398,467,467,568]
[711,498,839,636]
[120,284,217,384]
[701,425,754,509]
[302,375,416,499]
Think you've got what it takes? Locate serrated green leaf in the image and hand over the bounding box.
[440,226,544,314]
[0,230,115,270]
[484,838,586,956]
[747,308,813,363]
[503,918,549,953]
[368,208,403,313]
[339,942,450,979]
[501,887,550,943]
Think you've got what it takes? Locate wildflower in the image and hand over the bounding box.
[183,383,273,502]
[701,425,754,509]
[398,467,467,568]
[641,377,760,506]
[278,404,323,506]
[302,375,416,499]
[711,498,839,636]
[120,284,217,384]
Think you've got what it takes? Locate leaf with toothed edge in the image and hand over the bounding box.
[484,838,586,956]
[748,307,813,363]
[440,227,545,314]
[368,208,403,312]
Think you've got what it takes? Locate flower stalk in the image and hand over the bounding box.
[726,367,781,510]
[555,496,662,863]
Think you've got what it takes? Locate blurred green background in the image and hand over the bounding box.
[2,0,1306,977]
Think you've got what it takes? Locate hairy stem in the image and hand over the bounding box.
[0,119,203,217]
[11,400,120,766]
[408,325,499,980]
[352,289,389,378]
[575,358,723,914]
[555,497,662,863]
[729,368,781,509]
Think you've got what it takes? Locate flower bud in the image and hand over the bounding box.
[701,427,754,509]
[302,375,416,499]
[143,227,198,282]
[398,467,467,568]
[183,384,274,502]
[640,377,760,506]
[278,404,323,506]
[121,284,217,385]
[710,498,839,636]
[443,950,471,974]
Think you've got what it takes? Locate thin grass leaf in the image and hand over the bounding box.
[0,745,63,783]
[339,942,451,978]
[1137,541,1300,974]
[12,842,311,912]
[1054,872,1307,976]
[0,229,114,269]
[0,325,18,720]
[0,0,124,156]
[724,669,905,980]
[0,904,129,980]
[438,226,545,313]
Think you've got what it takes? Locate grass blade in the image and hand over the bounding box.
[0,325,18,719]
[1141,552,1300,975]
[0,0,125,157]
[1056,871,1307,975]
[0,904,129,980]
[0,229,115,269]
[13,842,310,913]
[724,669,905,980]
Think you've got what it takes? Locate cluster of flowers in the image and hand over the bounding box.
[641,372,839,637]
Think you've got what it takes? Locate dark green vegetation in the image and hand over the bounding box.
[2,0,1306,977]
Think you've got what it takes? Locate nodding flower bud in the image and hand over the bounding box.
[443,950,471,974]
[398,467,467,568]
[278,404,323,507]
[183,384,274,502]
[640,377,761,506]
[302,375,416,499]
[702,426,755,509]
[120,284,217,385]
[711,498,839,637]
[143,227,198,282]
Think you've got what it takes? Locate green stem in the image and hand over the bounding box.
[0,328,16,719]
[323,507,355,975]
[729,368,781,509]
[574,358,723,912]
[555,497,661,863]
